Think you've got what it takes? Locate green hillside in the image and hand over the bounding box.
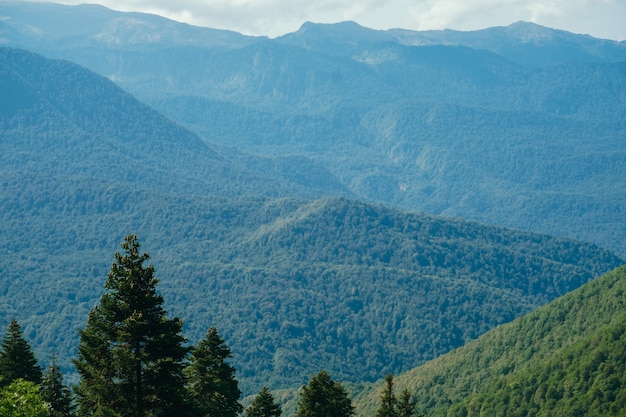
[0,43,624,397]
[0,170,622,394]
[0,46,349,199]
[353,265,626,416]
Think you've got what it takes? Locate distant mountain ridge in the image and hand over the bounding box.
[389,20,626,67]
[2,2,623,256]
[281,20,626,67]
[0,1,254,48]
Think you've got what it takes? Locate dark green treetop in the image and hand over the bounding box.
[73,234,190,417]
[396,389,421,417]
[186,327,243,417]
[40,354,74,417]
[375,373,398,417]
[297,370,354,417]
[244,386,282,417]
[0,319,42,387]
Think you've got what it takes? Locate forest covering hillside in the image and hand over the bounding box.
[353,265,626,417]
[1,3,625,410]
[0,168,622,394]
[0,46,349,199]
[1,2,624,255]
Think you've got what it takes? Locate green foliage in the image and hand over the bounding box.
[0,177,622,394]
[353,265,626,417]
[186,327,242,417]
[455,313,626,416]
[375,374,397,417]
[0,379,49,417]
[245,387,282,417]
[374,374,421,417]
[0,319,42,387]
[0,37,625,396]
[73,235,190,417]
[297,371,354,417]
[396,389,420,417]
[40,355,74,417]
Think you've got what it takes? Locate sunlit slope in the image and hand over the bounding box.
[354,265,626,416]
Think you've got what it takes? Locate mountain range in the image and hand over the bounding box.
[1,2,624,256]
[0,1,625,406]
[0,42,622,394]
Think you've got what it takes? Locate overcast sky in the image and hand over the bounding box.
[53,0,626,41]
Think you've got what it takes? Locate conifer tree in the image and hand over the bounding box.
[244,386,282,417]
[397,388,421,417]
[0,319,42,387]
[40,354,74,417]
[375,373,398,417]
[186,327,242,417]
[73,234,190,417]
[297,370,354,417]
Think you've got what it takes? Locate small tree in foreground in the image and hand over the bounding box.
[40,355,74,417]
[186,327,242,417]
[0,379,48,417]
[297,370,354,417]
[397,388,422,417]
[245,386,282,417]
[375,373,398,417]
[0,319,42,387]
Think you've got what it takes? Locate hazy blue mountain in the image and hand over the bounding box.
[1,45,623,395]
[388,21,626,67]
[3,3,624,256]
[2,4,625,255]
[0,46,349,198]
[0,1,254,49]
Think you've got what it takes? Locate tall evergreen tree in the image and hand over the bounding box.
[186,327,242,417]
[40,354,74,417]
[244,387,281,417]
[297,370,354,417]
[375,373,398,417]
[73,234,190,417]
[397,388,421,417]
[0,319,42,387]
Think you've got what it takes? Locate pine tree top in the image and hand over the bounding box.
[0,319,42,386]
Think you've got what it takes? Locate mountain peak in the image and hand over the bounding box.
[504,21,562,42]
[285,20,391,42]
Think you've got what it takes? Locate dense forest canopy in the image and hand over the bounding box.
[353,265,626,417]
[0,3,625,414]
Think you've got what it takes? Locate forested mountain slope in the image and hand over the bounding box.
[353,265,626,417]
[0,46,349,198]
[0,167,622,394]
[1,2,624,255]
[1,13,624,399]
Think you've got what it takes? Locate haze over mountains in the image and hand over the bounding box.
[2,2,624,256]
[1,1,625,406]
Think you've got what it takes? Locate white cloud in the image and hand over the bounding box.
[52,0,626,40]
